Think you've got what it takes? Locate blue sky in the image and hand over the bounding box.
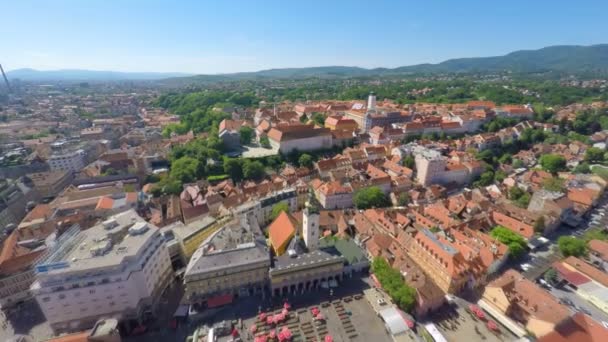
[2,0,607,74]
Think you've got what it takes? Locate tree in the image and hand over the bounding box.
[498,154,512,165]
[542,177,565,192]
[515,192,531,208]
[475,170,495,187]
[224,158,243,182]
[298,154,313,168]
[239,125,254,144]
[544,268,558,286]
[398,193,410,206]
[260,135,271,148]
[371,257,416,312]
[539,154,567,174]
[490,226,528,259]
[574,162,591,174]
[512,159,524,168]
[558,236,587,257]
[270,202,290,221]
[509,186,525,200]
[353,186,390,209]
[402,155,415,169]
[583,228,608,242]
[243,160,265,180]
[585,147,605,163]
[170,156,200,183]
[311,112,326,126]
[534,216,546,234]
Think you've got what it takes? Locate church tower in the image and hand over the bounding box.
[302,190,320,251]
[363,92,377,132]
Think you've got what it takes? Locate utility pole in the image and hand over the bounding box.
[0,64,10,93]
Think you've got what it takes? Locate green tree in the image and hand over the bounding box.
[475,170,495,187]
[170,156,200,183]
[544,268,558,286]
[239,125,254,144]
[558,236,588,257]
[583,228,608,242]
[512,159,524,168]
[585,147,605,163]
[243,160,265,180]
[270,202,290,221]
[515,192,531,208]
[259,135,271,148]
[398,193,410,206]
[574,162,591,174]
[539,154,567,173]
[542,177,565,192]
[371,257,416,312]
[224,158,243,182]
[402,155,415,169]
[490,226,528,259]
[509,186,525,200]
[298,154,313,168]
[534,216,546,234]
[353,187,389,209]
[311,112,326,126]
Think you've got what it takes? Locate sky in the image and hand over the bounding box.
[2,0,608,74]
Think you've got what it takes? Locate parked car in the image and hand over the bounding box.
[520,263,532,271]
[560,298,574,306]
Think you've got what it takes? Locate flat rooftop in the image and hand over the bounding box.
[35,209,158,276]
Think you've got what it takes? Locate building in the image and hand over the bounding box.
[267,124,333,154]
[324,116,358,131]
[268,211,298,256]
[316,181,354,209]
[183,215,270,306]
[269,248,344,296]
[233,187,298,226]
[218,119,248,150]
[537,312,608,342]
[43,318,122,342]
[0,230,46,309]
[0,177,40,231]
[28,171,74,198]
[163,215,223,261]
[31,210,173,333]
[588,239,608,270]
[552,256,608,316]
[48,149,87,173]
[480,269,570,338]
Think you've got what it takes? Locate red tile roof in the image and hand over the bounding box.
[268,211,297,251]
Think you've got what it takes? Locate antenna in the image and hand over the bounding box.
[0,64,11,93]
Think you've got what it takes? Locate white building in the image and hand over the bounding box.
[31,210,173,333]
[233,188,298,225]
[47,149,86,173]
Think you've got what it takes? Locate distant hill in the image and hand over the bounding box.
[8,44,608,82]
[171,44,608,83]
[5,68,192,81]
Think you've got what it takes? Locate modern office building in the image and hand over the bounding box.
[31,210,173,333]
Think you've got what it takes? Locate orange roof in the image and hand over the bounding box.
[563,256,608,288]
[43,331,89,342]
[96,196,114,210]
[589,240,608,261]
[268,211,297,251]
[21,204,52,223]
[568,188,598,206]
[538,312,608,342]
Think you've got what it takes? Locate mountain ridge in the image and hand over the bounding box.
[6,44,608,81]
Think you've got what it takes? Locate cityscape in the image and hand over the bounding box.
[3,1,608,342]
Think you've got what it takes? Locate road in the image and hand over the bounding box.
[549,285,608,324]
[520,192,608,281]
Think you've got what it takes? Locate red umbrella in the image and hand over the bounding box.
[311,307,320,316]
[281,326,292,339]
[269,330,276,339]
[282,308,289,316]
[232,328,239,337]
[250,324,258,333]
[475,309,486,320]
[468,304,479,313]
[266,316,273,325]
[255,336,268,342]
[283,302,291,310]
[325,335,334,342]
[259,312,267,321]
[315,313,325,321]
[278,332,287,342]
[487,320,498,331]
[405,319,414,329]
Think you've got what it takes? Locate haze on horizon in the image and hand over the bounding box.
[3,0,608,74]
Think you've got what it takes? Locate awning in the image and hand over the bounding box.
[207,294,233,308]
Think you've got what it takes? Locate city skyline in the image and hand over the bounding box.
[3,0,608,74]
